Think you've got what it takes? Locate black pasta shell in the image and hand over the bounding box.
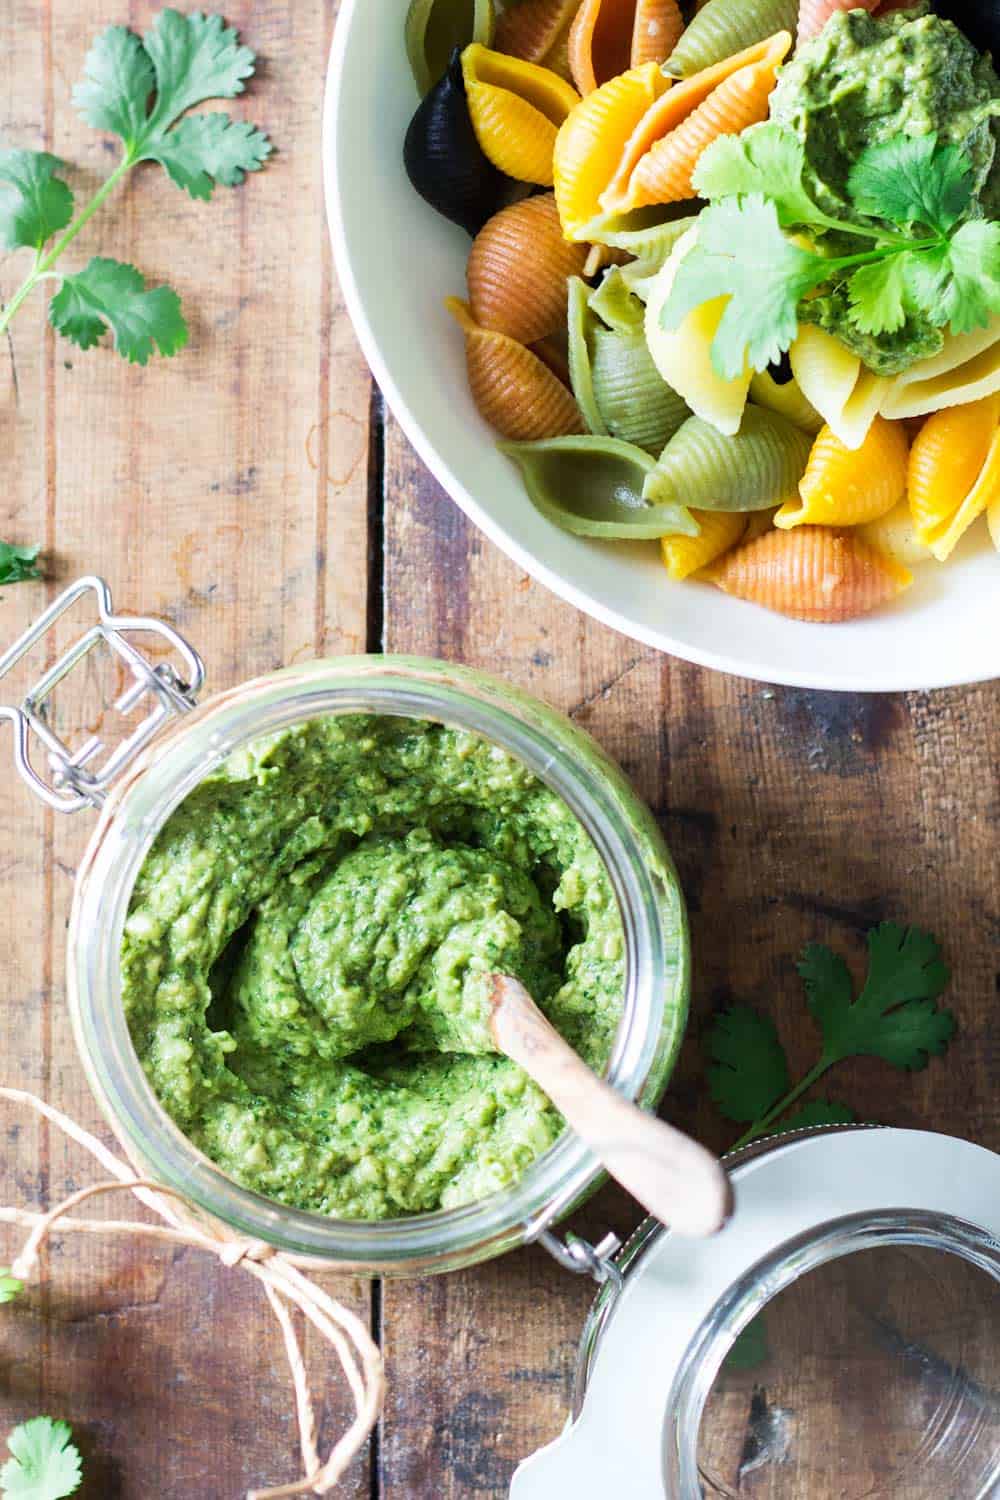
[404,47,513,236]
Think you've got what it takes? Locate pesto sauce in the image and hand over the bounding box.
[771,5,1000,374]
[121,715,626,1220]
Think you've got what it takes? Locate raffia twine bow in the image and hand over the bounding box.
[0,1086,385,1499]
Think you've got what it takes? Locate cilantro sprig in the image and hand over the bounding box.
[664,124,1000,379]
[0,545,42,587]
[0,10,271,364]
[0,1419,81,1500]
[707,924,954,1150]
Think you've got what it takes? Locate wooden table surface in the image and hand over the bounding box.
[1,3,997,1496]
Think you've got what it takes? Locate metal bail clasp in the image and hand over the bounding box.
[535,1228,624,1290]
[0,575,205,813]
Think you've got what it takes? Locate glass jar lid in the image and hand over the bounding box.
[511,1127,1000,1499]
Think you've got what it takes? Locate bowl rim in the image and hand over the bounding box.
[322,3,999,694]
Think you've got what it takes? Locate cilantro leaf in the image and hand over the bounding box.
[693,124,824,230]
[0,1268,24,1303]
[804,923,954,1069]
[664,197,831,378]
[0,1418,82,1500]
[72,11,269,199]
[707,1003,790,1124]
[905,222,1000,336]
[0,152,73,252]
[770,1100,856,1136]
[49,257,188,365]
[847,254,912,336]
[0,545,42,586]
[143,113,271,200]
[73,25,156,146]
[848,136,973,234]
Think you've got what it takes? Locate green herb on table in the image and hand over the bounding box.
[0,1418,82,1500]
[0,9,272,364]
[663,124,1000,379]
[0,1268,23,1303]
[707,923,954,1150]
[0,544,42,586]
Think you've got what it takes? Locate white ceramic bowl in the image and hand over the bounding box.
[323,1,1000,691]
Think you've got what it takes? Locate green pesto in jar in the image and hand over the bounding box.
[121,715,625,1220]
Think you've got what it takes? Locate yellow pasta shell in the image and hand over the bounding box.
[908,396,1000,560]
[462,44,580,185]
[467,193,588,344]
[600,31,790,213]
[775,417,908,530]
[707,527,913,623]
[568,0,683,95]
[660,509,746,580]
[494,0,579,78]
[553,62,670,240]
[447,296,584,440]
[858,499,932,570]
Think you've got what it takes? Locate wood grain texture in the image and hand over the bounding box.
[0,3,373,1495]
[381,414,1000,1497]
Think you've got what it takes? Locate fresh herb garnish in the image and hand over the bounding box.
[707,923,954,1149]
[664,124,1000,378]
[0,10,271,363]
[0,1268,23,1304]
[0,1419,82,1500]
[0,544,42,586]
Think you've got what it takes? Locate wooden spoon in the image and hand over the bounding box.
[489,974,733,1238]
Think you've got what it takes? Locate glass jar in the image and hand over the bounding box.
[1,582,689,1276]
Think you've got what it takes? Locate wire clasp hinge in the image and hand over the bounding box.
[0,575,205,813]
[535,1228,624,1290]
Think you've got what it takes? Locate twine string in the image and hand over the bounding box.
[0,1086,385,1499]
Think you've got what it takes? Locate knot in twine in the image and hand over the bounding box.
[0,1087,385,1499]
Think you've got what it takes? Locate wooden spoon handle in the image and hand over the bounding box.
[490,975,732,1238]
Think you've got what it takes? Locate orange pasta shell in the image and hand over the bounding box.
[495,0,580,77]
[467,193,588,344]
[601,31,790,212]
[447,297,584,440]
[568,0,683,94]
[708,527,913,623]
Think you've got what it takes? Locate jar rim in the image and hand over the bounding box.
[67,655,689,1272]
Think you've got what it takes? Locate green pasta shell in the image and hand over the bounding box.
[643,405,812,511]
[406,0,495,95]
[664,0,797,79]
[590,327,691,454]
[567,276,607,437]
[588,268,644,335]
[577,205,701,261]
[501,435,698,538]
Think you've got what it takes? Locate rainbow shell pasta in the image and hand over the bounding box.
[467,193,588,343]
[404,48,510,234]
[406,0,496,94]
[494,0,579,79]
[857,500,932,571]
[775,416,909,530]
[553,62,669,239]
[880,318,1000,420]
[908,397,1000,561]
[660,508,746,580]
[665,0,797,77]
[568,0,683,94]
[707,527,913,622]
[644,229,751,436]
[462,44,580,185]
[749,371,823,437]
[447,297,584,439]
[789,324,890,450]
[500,434,698,536]
[643,406,813,511]
[600,32,791,214]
